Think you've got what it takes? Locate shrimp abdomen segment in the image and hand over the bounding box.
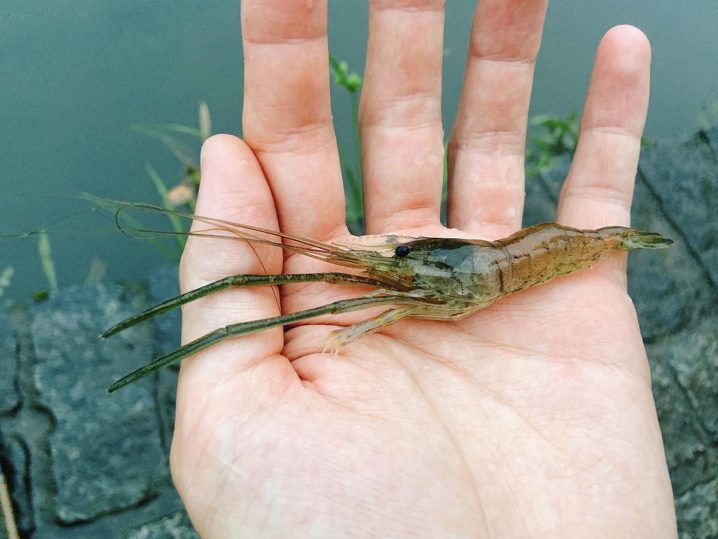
[493,223,673,294]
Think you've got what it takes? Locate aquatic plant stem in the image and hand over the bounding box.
[349,90,363,223]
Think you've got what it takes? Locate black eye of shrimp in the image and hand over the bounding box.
[394,245,411,258]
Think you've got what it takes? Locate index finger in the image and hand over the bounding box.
[241,0,346,240]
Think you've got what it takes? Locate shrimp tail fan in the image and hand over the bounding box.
[599,226,674,250]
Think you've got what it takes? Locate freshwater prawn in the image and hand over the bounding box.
[104,202,673,392]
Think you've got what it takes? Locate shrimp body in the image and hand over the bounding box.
[356,223,674,319]
[103,203,673,392]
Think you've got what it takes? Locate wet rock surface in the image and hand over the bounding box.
[0,129,716,536]
[125,511,198,539]
[0,286,189,537]
[675,477,718,539]
[661,317,718,438]
[638,128,718,288]
[650,358,717,497]
[0,431,33,537]
[0,311,19,414]
[148,265,181,356]
[31,285,166,523]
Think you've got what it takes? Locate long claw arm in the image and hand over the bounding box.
[108,294,413,392]
[101,272,387,339]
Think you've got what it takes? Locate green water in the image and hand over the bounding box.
[2,0,717,302]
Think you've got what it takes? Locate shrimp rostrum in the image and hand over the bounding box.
[105,203,673,392]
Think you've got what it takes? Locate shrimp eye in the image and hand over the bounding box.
[394,245,411,258]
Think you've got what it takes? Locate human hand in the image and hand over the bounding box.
[170,1,677,537]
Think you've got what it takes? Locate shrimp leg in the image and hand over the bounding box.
[102,272,390,339]
[108,294,419,392]
[325,307,420,351]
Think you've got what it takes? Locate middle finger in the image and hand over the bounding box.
[361,0,447,234]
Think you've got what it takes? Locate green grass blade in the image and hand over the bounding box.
[132,123,203,138]
[37,231,57,292]
[131,124,199,166]
[0,266,14,298]
[145,164,187,252]
[198,101,211,141]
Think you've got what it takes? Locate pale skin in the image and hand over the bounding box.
[170,1,678,537]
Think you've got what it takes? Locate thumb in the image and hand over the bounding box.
[176,134,298,414]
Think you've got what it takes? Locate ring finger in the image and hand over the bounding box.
[448,0,548,239]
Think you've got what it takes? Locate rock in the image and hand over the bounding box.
[148,266,182,452]
[125,511,197,539]
[523,155,570,226]
[148,265,181,356]
[638,129,718,287]
[31,284,166,523]
[536,155,570,201]
[649,348,717,497]
[0,433,33,536]
[675,478,718,539]
[661,317,718,438]
[628,177,710,341]
[158,369,178,454]
[0,311,19,413]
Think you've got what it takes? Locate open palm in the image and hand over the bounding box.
[170,1,676,537]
